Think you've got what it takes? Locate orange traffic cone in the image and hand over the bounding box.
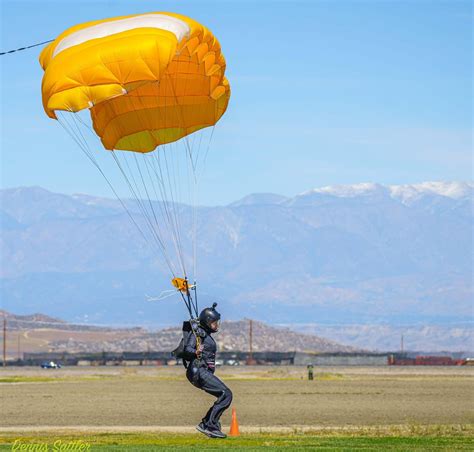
[229,407,240,436]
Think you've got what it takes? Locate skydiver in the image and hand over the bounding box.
[182,303,233,439]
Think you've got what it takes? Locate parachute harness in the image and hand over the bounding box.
[173,276,202,356]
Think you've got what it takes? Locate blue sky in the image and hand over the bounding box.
[0,0,472,205]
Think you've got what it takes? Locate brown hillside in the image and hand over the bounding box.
[1,311,356,356]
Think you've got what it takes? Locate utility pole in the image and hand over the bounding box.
[249,319,253,362]
[2,314,6,367]
[401,334,404,355]
[17,332,21,361]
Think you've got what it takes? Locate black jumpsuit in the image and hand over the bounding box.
[183,325,233,431]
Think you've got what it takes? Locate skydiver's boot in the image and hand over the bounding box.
[196,422,211,437]
[207,428,227,439]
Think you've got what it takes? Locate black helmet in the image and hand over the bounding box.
[199,302,221,332]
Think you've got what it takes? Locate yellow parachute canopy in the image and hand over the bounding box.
[39,12,230,152]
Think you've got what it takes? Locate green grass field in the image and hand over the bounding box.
[1,429,473,451]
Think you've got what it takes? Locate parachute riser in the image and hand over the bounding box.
[181,282,201,358]
[173,277,199,319]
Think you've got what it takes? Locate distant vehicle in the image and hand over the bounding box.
[41,361,61,369]
[225,359,240,366]
[215,359,224,367]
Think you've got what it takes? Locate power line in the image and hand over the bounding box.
[0,39,54,56]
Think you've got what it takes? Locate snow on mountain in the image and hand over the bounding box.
[300,182,387,199]
[296,181,472,205]
[388,181,473,205]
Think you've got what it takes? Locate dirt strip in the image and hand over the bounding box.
[1,424,473,435]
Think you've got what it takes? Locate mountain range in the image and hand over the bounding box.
[0,182,472,351]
